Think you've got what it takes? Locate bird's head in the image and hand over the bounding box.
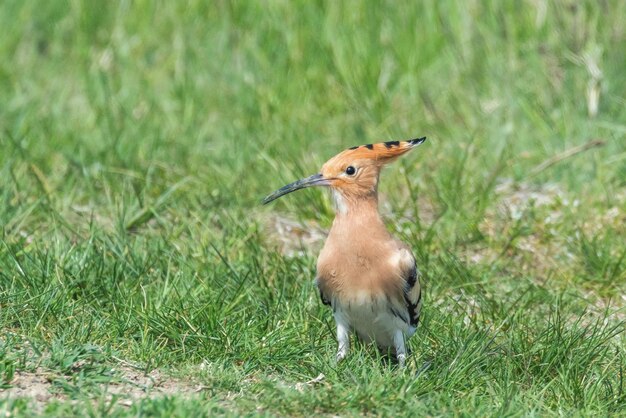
[263,137,426,205]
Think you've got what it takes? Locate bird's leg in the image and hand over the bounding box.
[393,330,407,368]
[335,319,350,363]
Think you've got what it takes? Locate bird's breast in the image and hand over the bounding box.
[317,245,402,300]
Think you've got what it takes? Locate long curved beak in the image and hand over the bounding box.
[262,173,330,204]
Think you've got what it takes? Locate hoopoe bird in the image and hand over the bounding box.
[263,137,426,367]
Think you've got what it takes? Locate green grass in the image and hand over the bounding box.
[1,0,626,416]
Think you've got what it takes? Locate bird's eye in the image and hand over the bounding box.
[345,166,356,176]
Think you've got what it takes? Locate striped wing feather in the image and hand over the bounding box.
[402,260,422,327]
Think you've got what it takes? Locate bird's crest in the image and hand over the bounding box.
[335,137,426,165]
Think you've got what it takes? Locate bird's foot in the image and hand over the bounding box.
[393,330,407,368]
[335,321,350,364]
[397,353,406,368]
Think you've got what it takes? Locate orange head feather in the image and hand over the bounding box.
[262,137,426,204]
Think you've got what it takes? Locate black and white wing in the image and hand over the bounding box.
[401,258,422,328]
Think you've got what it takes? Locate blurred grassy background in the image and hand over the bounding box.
[1,1,625,416]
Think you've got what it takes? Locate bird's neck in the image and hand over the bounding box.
[329,190,391,244]
[331,190,381,221]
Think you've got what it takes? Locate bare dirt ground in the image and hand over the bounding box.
[2,363,202,410]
